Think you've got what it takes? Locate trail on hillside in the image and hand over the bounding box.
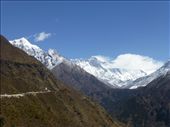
[0,90,51,98]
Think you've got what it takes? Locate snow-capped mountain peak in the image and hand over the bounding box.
[10,37,41,51]
[10,38,64,69]
[48,49,63,62]
[46,49,65,69]
[72,57,147,88]
[72,55,163,88]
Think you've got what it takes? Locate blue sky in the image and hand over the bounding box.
[1,1,169,61]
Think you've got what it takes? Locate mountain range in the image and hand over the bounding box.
[72,56,146,88]
[9,37,163,89]
[10,38,112,98]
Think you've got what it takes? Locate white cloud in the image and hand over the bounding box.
[34,32,51,42]
[90,54,163,74]
[111,54,163,74]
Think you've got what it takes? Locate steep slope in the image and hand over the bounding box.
[51,61,110,98]
[0,35,123,127]
[1,37,60,94]
[124,60,170,89]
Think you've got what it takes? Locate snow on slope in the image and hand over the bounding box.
[124,60,170,89]
[10,38,65,69]
[72,55,163,88]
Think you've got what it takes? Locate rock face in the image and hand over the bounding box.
[0,35,123,127]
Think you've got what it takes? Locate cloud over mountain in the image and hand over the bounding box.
[34,32,51,42]
[82,54,163,75]
[112,54,163,74]
[73,53,164,87]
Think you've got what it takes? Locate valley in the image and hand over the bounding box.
[5,36,170,127]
